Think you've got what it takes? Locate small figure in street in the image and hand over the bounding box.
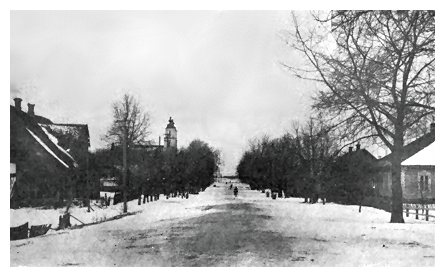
[229,184,233,190]
[233,186,238,197]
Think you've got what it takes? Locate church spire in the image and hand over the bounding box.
[164,116,177,149]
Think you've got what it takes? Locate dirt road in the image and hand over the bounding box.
[124,186,293,266]
[11,182,293,266]
[11,181,435,266]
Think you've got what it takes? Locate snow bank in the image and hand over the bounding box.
[238,187,434,266]
[10,184,233,233]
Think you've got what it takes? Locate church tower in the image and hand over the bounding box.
[164,116,177,149]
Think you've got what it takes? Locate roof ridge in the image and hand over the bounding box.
[379,132,435,162]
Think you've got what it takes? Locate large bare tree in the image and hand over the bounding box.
[286,11,434,223]
[104,93,151,212]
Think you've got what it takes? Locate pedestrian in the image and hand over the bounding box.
[234,186,238,197]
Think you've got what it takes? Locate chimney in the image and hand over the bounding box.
[13,98,22,110]
[27,103,35,117]
[356,143,361,151]
[430,122,435,134]
[348,146,353,153]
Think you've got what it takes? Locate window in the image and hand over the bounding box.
[418,171,431,192]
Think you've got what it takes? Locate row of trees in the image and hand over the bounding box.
[237,118,378,209]
[238,118,361,201]
[89,93,220,212]
[90,139,220,199]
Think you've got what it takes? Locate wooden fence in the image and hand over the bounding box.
[403,203,435,221]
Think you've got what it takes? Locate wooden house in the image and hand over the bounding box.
[10,98,90,207]
[375,124,435,202]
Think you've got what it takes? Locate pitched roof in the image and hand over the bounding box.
[26,128,70,168]
[402,142,435,166]
[39,123,90,147]
[10,105,53,124]
[39,124,77,164]
[11,105,89,169]
[378,131,435,166]
[336,148,377,163]
[332,148,377,172]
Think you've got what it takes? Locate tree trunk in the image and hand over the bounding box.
[390,133,405,223]
[122,128,128,213]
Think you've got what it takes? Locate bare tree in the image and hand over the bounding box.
[105,93,151,147]
[104,93,151,212]
[286,11,434,223]
[293,117,337,203]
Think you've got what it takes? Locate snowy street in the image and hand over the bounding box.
[11,181,434,266]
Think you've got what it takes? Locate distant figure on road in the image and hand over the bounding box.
[229,184,233,190]
[234,186,238,197]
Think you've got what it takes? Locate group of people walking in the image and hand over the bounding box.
[227,182,239,197]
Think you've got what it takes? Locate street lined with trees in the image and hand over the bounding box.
[10,10,435,266]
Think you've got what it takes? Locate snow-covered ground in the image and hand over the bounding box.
[249,197,434,266]
[10,183,234,266]
[11,180,434,266]
[10,187,233,234]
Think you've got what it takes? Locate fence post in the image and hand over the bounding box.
[406,208,409,217]
[415,208,419,220]
[425,209,429,221]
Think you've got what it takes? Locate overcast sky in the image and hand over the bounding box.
[11,11,316,175]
